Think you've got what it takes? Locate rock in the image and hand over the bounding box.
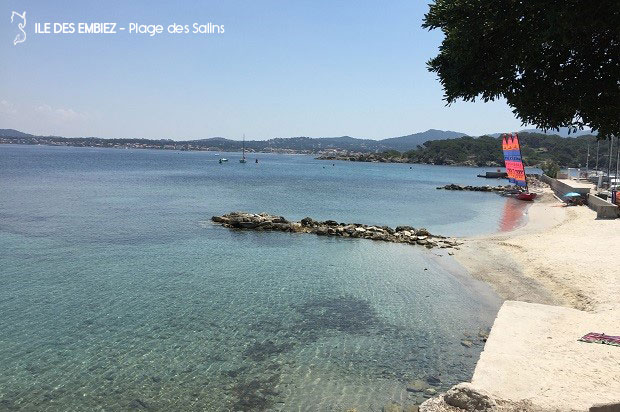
[382,401,403,412]
[316,226,328,235]
[300,217,315,227]
[396,225,415,232]
[425,375,441,385]
[590,402,620,412]
[443,383,497,411]
[403,406,419,412]
[211,212,446,250]
[478,329,490,342]
[424,388,437,396]
[461,340,473,348]
[239,221,259,229]
[406,379,429,393]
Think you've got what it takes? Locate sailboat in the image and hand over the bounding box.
[502,133,536,201]
[239,134,247,163]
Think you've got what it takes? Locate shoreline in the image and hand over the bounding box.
[454,190,619,312]
[426,189,620,411]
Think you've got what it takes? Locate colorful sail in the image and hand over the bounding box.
[502,133,527,187]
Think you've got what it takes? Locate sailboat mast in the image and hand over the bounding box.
[515,132,529,192]
[242,134,245,159]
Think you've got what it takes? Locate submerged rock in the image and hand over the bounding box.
[406,379,429,393]
[383,401,404,412]
[425,376,441,385]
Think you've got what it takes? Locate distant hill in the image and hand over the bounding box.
[402,132,599,167]
[0,129,33,138]
[380,129,465,151]
[188,129,467,152]
[14,129,599,162]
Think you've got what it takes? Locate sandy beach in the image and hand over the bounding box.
[455,191,619,313]
[441,190,620,411]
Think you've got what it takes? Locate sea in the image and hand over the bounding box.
[0,145,533,411]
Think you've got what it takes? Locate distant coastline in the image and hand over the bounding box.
[0,128,466,155]
[0,129,600,168]
[317,151,503,167]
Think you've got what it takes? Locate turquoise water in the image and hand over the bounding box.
[0,145,523,411]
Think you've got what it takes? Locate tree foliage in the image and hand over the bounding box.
[540,160,560,178]
[423,1,620,138]
[403,132,607,168]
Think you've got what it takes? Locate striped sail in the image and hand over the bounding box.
[502,133,527,187]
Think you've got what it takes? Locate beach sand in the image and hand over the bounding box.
[455,191,619,313]
[440,190,620,411]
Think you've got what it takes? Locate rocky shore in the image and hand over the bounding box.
[316,152,503,167]
[211,212,463,250]
[317,152,412,164]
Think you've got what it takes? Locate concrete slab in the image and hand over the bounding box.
[557,179,594,190]
[472,301,620,411]
[540,175,593,197]
[588,194,620,219]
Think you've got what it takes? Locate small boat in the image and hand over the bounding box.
[239,134,247,163]
[516,192,537,201]
[502,133,536,202]
[255,158,259,164]
[219,158,228,164]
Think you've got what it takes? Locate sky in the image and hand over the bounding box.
[1,0,529,140]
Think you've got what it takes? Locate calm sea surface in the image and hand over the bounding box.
[0,145,531,411]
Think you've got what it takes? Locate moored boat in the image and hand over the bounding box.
[502,133,536,201]
[239,134,247,163]
[516,192,537,201]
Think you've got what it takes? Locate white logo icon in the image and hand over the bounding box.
[11,11,27,45]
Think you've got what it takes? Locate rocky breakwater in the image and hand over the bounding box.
[211,212,463,250]
[437,184,515,194]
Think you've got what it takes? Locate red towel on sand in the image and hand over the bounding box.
[579,332,620,347]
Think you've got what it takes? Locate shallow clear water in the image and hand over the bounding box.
[0,145,526,411]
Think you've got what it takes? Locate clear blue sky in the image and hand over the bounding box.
[1,0,528,140]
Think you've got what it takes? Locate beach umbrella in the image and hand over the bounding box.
[563,192,581,197]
